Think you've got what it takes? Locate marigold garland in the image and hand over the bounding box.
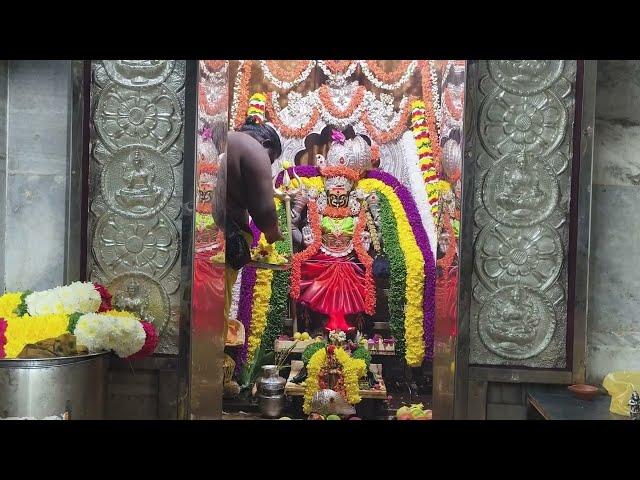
[266,93,320,139]
[319,84,366,119]
[321,206,351,218]
[264,60,310,83]
[353,207,376,315]
[0,292,22,320]
[410,99,440,221]
[322,60,354,73]
[245,266,274,367]
[360,96,413,144]
[233,60,253,129]
[247,92,266,123]
[320,166,361,183]
[3,313,70,358]
[291,200,322,301]
[364,60,412,84]
[418,61,442,166]
[304,347,326,414]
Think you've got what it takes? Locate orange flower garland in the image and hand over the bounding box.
[364,60,412,84]
[353,207,376,315]
[233,61,253,129]
[360,96,414,144]
[199,83,228,117]
[290,201,322,300]
[265,94,320,138]
[321,206,352,218]
[319,84,366,119]
[323,60,354,73]
[319,166,361,184]
[264,60,311,83]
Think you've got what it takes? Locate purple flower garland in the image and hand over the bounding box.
[364,169,436,359]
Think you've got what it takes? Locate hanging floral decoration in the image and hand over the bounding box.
[319,84,366,119]
[418,61,442,164]
[260,60,316,90]
[410,99,441,221]
[266,93,320,138]
[232,60,253,129]
[361,96,414,144]
[290,200,322,300]
[360,60,418,91]
[353,207,376,315]
[247,92,267,124]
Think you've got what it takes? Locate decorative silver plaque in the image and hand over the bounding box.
[469,60,576,368]
[89,60,185,353]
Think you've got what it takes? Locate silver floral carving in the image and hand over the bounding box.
[488,60,564,96]
[94,83,182,152]
[482,153,559,227]
[479,90,567,158]
[93,212,180,278]
[100,145,174,218]
[475,222,563,291]
[103,60,176,88]
[478,286,556,360]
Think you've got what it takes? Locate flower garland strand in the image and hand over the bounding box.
[317,60,359,86]
[378,193,407,357]
[353,207,376,315]
[360,60,418,91]
[419,61,442,167]
[318,84,366,119]
[232,60,253,129]
[247,92,267,123]
[260,60,316,90]
[291,200,322,301]
[410,99,440,221]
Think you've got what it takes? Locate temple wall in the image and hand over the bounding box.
[587,60,640,383]
[0,61,71,292]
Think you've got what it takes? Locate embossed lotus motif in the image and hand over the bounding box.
[476,223,563,291]
[97,214,178,278]
[96,85,181,151]
[480,91,566,157]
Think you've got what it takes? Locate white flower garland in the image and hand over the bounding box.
[428,60,442,136]
[400,130,438,260]
[359,60,418,91]
[317,60,359,87]
[229,268,243,321]
[74,313,146,358]
[25,282,101,317]
[259,60,316,90]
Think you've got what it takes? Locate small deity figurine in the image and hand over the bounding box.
[290,130,381,332]
[496,155,545,215]
[114,280,153,323]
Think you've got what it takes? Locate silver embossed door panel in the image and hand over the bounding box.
[469,61,577,368]
[88,61,186,354]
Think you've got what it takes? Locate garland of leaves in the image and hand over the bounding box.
[302,341,326,365]
[378,193,407,357]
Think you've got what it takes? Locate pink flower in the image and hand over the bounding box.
[0,318,7,359]
[201,127,212,141]
[93,283,112,313]
[126,321,159,360]
[331,129,346,144]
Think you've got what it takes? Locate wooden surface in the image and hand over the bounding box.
[285,360,387,399]
[527,385,629,420]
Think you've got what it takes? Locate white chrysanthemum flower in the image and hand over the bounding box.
[75,312,146,358]
[26,282,101,316]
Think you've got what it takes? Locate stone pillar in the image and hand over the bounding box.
[0,61,72,292]
[588,60,640,382]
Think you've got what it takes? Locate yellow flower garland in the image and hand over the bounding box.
[4,313,70,358]
[358,179,426,366]
[303,347,367,414]
[303,347,326,414]
[246,235,274,366]
[0,292,22,320]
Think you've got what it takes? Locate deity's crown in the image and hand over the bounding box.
[317,130,372,178]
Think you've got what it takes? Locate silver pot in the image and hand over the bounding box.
[256,365,286,418]
[0,352,108,420]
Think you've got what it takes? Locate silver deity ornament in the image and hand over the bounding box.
[256,365,287,419]
[629,391,640,420]
[310,389,356,417]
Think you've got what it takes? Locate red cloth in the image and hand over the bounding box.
[192,251,225,333]
[299,253,365,331]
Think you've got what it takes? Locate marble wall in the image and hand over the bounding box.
[587,60,640,383]
[0,61,71,292]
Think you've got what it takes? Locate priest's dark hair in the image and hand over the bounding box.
[238,116,282,162]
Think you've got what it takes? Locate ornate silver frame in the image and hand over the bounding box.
[432,61,597,419]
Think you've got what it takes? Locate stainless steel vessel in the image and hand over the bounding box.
[256,365,286,418]
[0,352,108,419]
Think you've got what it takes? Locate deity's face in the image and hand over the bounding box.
[127,283,139,296]
[325,177,352,208]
